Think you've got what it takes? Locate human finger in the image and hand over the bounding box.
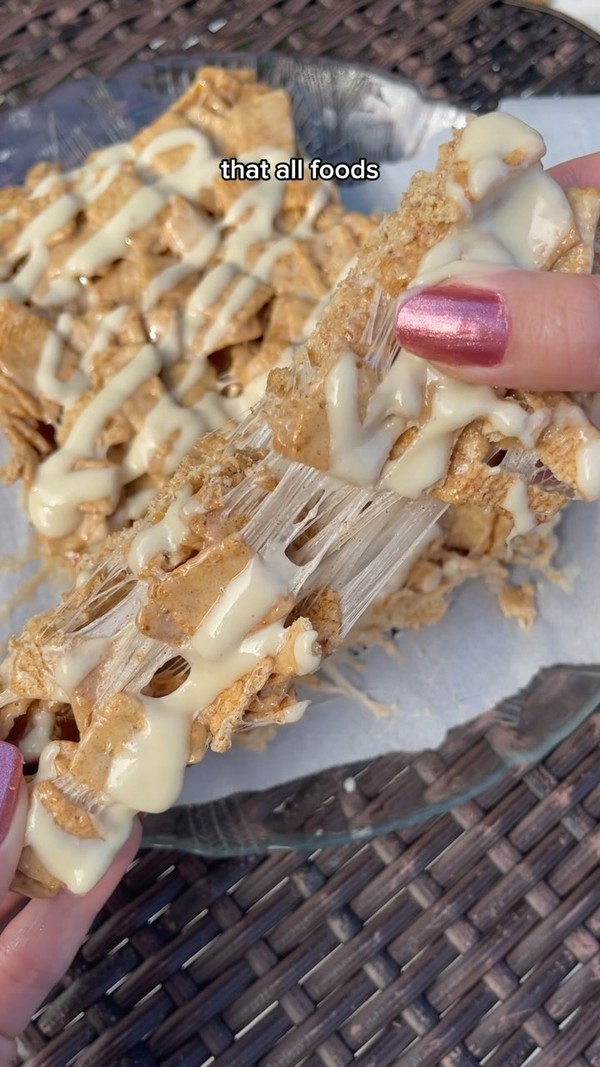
[395,271,600,391]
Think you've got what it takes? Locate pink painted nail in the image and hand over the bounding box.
[395,284,508,367]
[0,742,23,845]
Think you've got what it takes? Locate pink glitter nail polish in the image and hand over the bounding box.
[0,742,23,844]
[395,285,508,367]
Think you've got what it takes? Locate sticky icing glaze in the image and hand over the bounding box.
[128,485,193,574]
[324,112,598,503]
[503,479,536,539]
[27,537,321,888]
[36,312,87,406]
[29,344,162,538]
[54,636,110,697]
[25,743,134,894]
[18,709,55,762]
[18,131,333,537]
[456,112,545,200]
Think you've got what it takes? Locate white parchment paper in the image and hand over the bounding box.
[1,98,599,805]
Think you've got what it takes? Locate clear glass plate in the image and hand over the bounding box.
[0,53,465,183]
[1,54,599,857]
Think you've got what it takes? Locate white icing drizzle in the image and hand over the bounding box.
[123,394,207,483]
[123,388,243,487]
[28,540,321,887]
[86,143,136,168]
[29,172,62,199]
[41,276,83,308]
[413,168,574,288]
[121,258,346,522]
[197,181,329,354]
[25,742,134,894]
[105,697,192,812]
[29,344,162,538]
[105,620,289,813]
[175,183,330,397]
[282,700,309,723]
[456,113,545,200]
[326,349,403,484]
[36,306,130,411]
[81,305,129,372]
[142,226,221,312]
[123,262,347,512]
[13,195,84,259]
[66,139,284,282]
[324,112,598,504]
[19,709,55,762]
[128,485,193,574]
[2,128,309,321]
[224,251,358,421]
[190,550,294,661]
[36,312,86,405]
[54,636,110,697]
[3,152,135,305]
[541,402,600,501]
[293,630,322,674]
[576,439,600,500]
[0,244,49,302]
[14,124,333,536]
[107,545,319,813]
[112,487,156,527]
[383,371,545,500]
[504,479,536,539]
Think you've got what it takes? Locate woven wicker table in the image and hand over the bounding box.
[3,2,600,1065]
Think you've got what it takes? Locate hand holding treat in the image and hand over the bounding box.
[395,153,600,392]
[0,742,140,1066]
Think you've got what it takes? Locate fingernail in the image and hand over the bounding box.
[0,742,23,845]
[396,284,508,367]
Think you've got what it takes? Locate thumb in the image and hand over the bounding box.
[395,271,600,391]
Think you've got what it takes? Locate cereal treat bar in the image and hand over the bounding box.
[266,114,600,522]
[2,111,600,898]
[0,66,374,561]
